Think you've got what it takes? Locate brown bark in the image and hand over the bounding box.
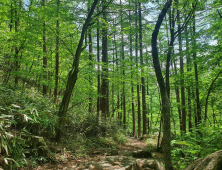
[42,0,47,96]
[88,23,93,113]
[120,0,126,129]
[14,0,21,85]
[178,18,186,133]
[139,2,147,135]
[204,71,222,121]
[151,0,174,169]
[192,7,201,125]
[129,2,135,136]
[101,0,109,118]
[54,0,60,104]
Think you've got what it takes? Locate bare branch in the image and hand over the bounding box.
[218,9,222,18]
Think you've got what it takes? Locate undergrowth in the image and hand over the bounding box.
[63,112,128,155]
[171,126,222,169]
[0,84,127,169]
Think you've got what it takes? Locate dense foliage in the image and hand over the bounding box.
[0,0,222,169]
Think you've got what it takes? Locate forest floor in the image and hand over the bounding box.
[34,137,163,170]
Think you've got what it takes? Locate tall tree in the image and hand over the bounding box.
[56,0,99,142]
[96,7,100,117]
[42,0,47,95]
[54,0,60,104]
[120,0,126,129]
[178,12,186,133]
[151,0,174,169]
[135,1,141,138]
[14,0,21,85]
[185,25,192,132]
[173,59,182,132]
[88,1,93,113]
[100,0,109,118]
[139,2,147,135]
[129,1,135,136]
[192,4,201,126]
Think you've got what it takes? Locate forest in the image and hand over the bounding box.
[0,0,222,169]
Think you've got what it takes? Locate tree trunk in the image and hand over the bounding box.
[185,26,192,132]
[135,2,141,138]
[14,0,20,85]
[120,0,126,129]
[151,0,174,169]
[139,2,147,135]
[192,7,201,125]
[129,1,135,136]
[56,0,99,142]
[205,71,222,121]
[173,59,182,133]
[112,27,115,117]
[101,0,109,118]
[88,16,93,113]
[54,0,60,104]
[96,10,100,117]
[42,0,47,96]
[178,20,186,134]
[115,34,120,122]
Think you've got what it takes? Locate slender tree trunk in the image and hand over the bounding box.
[48,57,52,96]
[56,0,99,142]
[54,0,60,104]
[120,0,126,129]
[37,55,41,92]
[139,2,147,135]
[192,7,201,125]
[211,100,215,126]
[185,26,192,132]
[101,0,109,118]
[88,19,93,113]
[96,11,100,117]
[14,0,20,85]
[150,94,153,132]
[178,20,186,133]
[173,59,182,133]
[115,34,120,122]
[135,2,141,138]
[42,0,47,95]
[151,0,174,169]
[112,29,115,117]
[129,2,135,136]
[204,71,222,121]
[165,6,175,98]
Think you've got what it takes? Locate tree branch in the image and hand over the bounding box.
[204,71,222,121]
[218,9,222,18]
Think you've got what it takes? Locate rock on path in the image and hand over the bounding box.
[36,137,165,170]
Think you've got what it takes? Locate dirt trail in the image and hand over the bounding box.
[35,137,162,170]
[119,138,147,151]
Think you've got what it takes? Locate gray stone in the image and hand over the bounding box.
[184,150,222,170]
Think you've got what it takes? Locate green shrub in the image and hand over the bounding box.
[0,85,57,169]
[171,126,222,169]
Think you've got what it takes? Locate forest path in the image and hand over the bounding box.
[35,137,163,170]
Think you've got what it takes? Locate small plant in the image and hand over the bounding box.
[0,85,57,169]
[171,126,222,169]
